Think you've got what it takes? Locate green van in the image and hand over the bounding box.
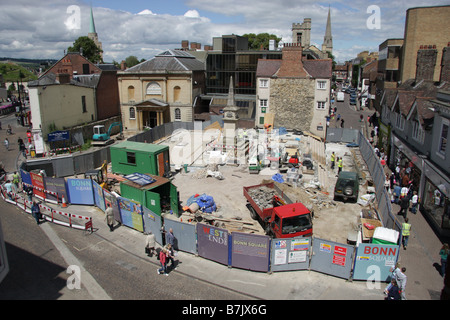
[334,171,359,202]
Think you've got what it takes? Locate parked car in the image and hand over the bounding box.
[334,171,360,202]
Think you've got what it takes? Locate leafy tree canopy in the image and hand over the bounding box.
[68,36,103,63]
[242,33,282,50]
[125,56,140,68]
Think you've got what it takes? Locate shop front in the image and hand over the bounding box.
[420,161,450,238]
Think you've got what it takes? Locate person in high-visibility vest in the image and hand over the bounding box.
[337,157,343,173]
[402,218,411,250]
[330,152,335,169]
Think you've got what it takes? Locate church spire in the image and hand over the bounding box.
[89,6,96,34]
[322,5,333,56]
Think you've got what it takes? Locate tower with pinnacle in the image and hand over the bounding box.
[87,6,103,61]
[321,6,333,57]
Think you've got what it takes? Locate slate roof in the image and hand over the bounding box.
[124,50,205,73]
[303,59,332,79]
[256,59,282,77]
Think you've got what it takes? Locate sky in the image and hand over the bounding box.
[0,0,449,64]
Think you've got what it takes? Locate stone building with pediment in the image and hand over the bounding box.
[117,50,205,133]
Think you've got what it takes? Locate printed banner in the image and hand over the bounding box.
[92,180,106,212]
[353,244,399,281]
[196,223,229,266]
[117,197,144,232]
[20,169,32,186]
[231,232,270,272]
[66,178,94,205]
[44,177,67,203]
[30,172,45,199]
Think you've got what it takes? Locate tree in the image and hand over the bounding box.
[242,33,282,50]
[125,56,140,68]
[68,36,103,63]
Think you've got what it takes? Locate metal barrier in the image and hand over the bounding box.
[270,237,311,272]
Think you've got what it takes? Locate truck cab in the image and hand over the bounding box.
[268,203,312,238]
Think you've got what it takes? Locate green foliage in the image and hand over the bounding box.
[68,36,103,63]
[0,62,38,82]
[242,33,282,50]
[125,56,140,68]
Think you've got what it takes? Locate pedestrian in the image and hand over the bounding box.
[330,151,335,170]
[157,248,168,276]
[19,141,27,159]
[337,157,343,174]
[31,201,42,225]
[397,267,407,300]
[359,114,363,122]
[166,228,175,248]
[398,196,409,219]
[384,173,391,192]
[105,203,115,232]
[25,185,33,201]
[385,279,401,300]
[4,180,13,200]
[384,262,401,294]
[145,232,156,257]
[439,243,449,277]
[340,118,344,128]
[7,124,12,135]
[337,114,341,121]
[4,138,9,151]
[401,218,411,250]
[12,171,20,192]
[410,191,419,214]
[165,243,177,270]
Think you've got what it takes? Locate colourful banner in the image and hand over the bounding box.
[92,180,106,212]
[196,223,229,266]
[30,172,45,199]
[117,197,144,232]
[44,177,67,203]
[66,178,94,205]
[353,243,399,281]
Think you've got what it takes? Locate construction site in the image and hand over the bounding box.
[152,123,375,245]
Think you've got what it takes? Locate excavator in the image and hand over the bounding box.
[92,122,123,146]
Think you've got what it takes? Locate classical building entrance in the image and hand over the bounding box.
[134,99,169,130]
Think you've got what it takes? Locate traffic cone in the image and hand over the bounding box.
[62,195,68,208]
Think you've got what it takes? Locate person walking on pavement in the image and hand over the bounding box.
[410,191,419,214]
[384,262,401,295]
[397,267,407,300]
[340,118,344,128]
[398,196,409,219]
[157,248,169,276]
[330,152,335,170]
[385,279,401,300]
[165,243,177,271]
[31,201,42,225]
[402,218,411,250]
[439,243,449,277]
[4,138,9,151]
[105,203,115,232]
[145,232,156,257]
[166,228,175,248]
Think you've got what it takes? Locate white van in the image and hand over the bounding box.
[337,91,345,102]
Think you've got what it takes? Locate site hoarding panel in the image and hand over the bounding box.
[92,180,106,212]
[271,237,311,272]
[20,169,32,186]
[352,243,399,281]
[66,178,94,205]
[231,232,270,272]
[196,223,229,266]
[44,177,67,203]
[309,238,354,280]
[117,196,144,233]
[142,207,163,244]
[30,172,45,199]
[164,219,197,254]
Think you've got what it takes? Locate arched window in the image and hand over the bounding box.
[175,108,181,121]
[129,107,136,119]
[146,82,162,95]
[173,86,181,102]
[128,86,135,102]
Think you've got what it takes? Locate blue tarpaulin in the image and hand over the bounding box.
[272,173,284,183]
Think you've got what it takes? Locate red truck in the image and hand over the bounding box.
[243,182,313,238]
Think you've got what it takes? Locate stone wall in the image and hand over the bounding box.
[270,78,315,130]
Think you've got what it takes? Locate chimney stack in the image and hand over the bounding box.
[440,46,450,83]
[415,46,437,81]
[181,40,189,50]
[276,43,307,78]
[121,60,127,71]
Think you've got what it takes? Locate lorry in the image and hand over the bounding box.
[243,182,313,238]
[337,91,345,102]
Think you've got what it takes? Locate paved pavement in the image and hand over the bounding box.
[2,99,447,300]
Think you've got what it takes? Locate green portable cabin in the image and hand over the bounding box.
[120,173,179,217]
[110,141,170,177]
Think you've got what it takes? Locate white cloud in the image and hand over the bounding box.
[1,0,449,64]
